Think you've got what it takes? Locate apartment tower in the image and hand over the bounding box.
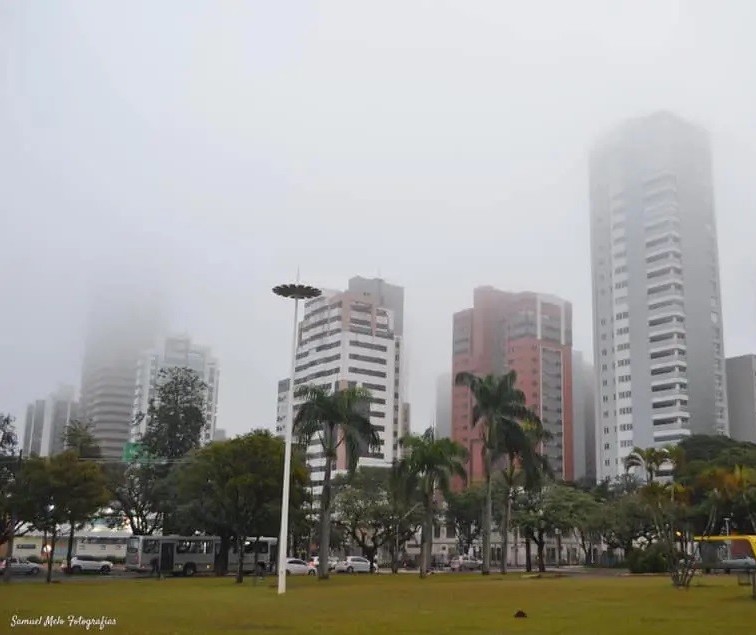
[277,277,406,499]
[452,287,573,483]
[589,112,728,481]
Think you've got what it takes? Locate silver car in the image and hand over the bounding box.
[450,555,482,571]
[0,557,41,576]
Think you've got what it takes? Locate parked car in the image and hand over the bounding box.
[284,558,311,576]
[308,556,337,572]
[450,555,482,572]
[0,557,41,576]
[334,556,371,574]
[60,555,112,575]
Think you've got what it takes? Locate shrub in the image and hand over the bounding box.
[626,543,667,574]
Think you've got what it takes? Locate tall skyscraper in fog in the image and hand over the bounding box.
[590,112,728,482]
[435,373,452,439]
[22,385,79,457]
[79,279,163,459]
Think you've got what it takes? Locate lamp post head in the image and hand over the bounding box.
[272,284,322,300]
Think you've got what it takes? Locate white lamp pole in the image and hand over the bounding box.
[273,281,321,595]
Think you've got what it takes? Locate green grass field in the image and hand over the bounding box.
[1,573,754,634]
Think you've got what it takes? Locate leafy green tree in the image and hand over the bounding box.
[454,371,541,575]
[139,367,208,459]
[116,367,209,535]
[400,428,467,578]
[63,420,101,459]
[108,462,167,535]
[14,452,109,582]
[445,484,485,556]
[1,413,23,583]
[294,385,379,579]
[175,431,308,582]
[332,467,392,571]
[513,482,585,572]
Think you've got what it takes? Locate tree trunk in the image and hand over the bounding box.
[46,530,57,584]
[252,538,261,585]
[536,537,546,573]
[499,493,511,574]
[317,426,334,580]
[3,527,15,583]
[420,492,433,579]
[235,536,245,584]
[525,537,532,572]
[556,532,562,567]
[481,455,492,575]
[66,522,76,574]
[215,534,230,576]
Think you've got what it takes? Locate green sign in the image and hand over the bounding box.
[122,442,144,462]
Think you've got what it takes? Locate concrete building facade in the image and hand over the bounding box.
[452,287,574,483]
[571,351,596,482]
[725,355,756,443]
[590,112,728,481]
[22,385,79,457]
[277,277,407,499]
[435,373,452,439]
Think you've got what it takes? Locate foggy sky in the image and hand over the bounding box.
[3,1,756,438]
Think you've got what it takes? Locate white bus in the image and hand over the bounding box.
[125,535,278,576]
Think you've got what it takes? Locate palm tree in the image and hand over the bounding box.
[400,428,467,578]
[293,385,379,579]
[454,371,541,575]
[623,446,669,484]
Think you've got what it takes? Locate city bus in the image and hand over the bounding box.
[125,535,278,576]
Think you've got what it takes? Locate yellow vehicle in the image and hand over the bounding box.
[694,535,756,599]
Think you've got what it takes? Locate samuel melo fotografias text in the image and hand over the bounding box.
[10,615,117,630]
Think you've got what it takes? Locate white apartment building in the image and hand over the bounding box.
[22,385,79,457]
[132,335,220,446]
[590,112,728,481]
[277,277,407,499]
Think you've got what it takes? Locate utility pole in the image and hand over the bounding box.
[3,450,22,583]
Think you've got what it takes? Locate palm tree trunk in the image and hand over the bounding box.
[499,494,511,574]
[318,425,334,580]
[481,456,492,575]
[420,491,433,579]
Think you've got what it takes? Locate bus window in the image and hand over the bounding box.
[127,538,140,553]
[143,540,159,554]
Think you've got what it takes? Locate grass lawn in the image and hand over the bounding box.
[1,573,754,634]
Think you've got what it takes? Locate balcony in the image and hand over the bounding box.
[647,272,684,291]
[651,387,689,402]
[648,321,685,338]
[649,338,687,356]
[650,369,688,385]
[652,404,690,418]
[649,353,687,370]
[646,244,682,261]
[648,304,686,323]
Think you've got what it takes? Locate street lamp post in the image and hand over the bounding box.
[273,281,321,595]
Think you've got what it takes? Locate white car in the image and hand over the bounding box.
[285,558,311,576]
[0,557,41,576]
[334,556,371,574]
[61,556,112,575]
